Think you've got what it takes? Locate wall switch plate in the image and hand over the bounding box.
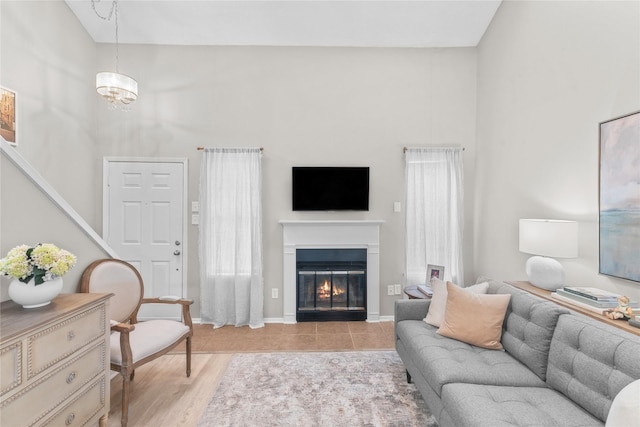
[191,201,200,212]
[394,284,402,295]
[272,288,278,299]
[394,201,401,213]
[191,213,199,225]
[387,285,395,296]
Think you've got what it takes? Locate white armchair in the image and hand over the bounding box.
[81,259,193,427]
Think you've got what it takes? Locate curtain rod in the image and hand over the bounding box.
[404,146,465,153]
[197,146,263,152]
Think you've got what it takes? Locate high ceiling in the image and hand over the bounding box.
[64,0,502,48]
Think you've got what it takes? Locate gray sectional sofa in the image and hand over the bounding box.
[395,279,640,426]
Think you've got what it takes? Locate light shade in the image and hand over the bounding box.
[519,219,578,258]
[96,71,138,108]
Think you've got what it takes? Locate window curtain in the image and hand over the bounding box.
[404,147,464,286]
[199,147,264,329]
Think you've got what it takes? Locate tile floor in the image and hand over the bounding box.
[190,321,396,353]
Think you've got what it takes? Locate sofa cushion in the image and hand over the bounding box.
[437,282,510,350]
[486,279,569,380]
[547,314,640,422]
[396,319,546,397]
[441,383,603,427]
[424,278,488,327]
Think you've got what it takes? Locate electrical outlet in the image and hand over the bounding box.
[387,285,394,296]
[272,288,278,299]
[394,284,402,295]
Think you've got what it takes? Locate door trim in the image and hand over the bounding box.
[102,157,189,299]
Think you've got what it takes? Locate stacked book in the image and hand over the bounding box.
[417,284,433,297]
[552,286,640,315]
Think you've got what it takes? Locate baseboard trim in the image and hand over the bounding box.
[194,316,395,325]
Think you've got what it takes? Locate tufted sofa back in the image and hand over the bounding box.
[482,280,569,381]
[547,314,640,422]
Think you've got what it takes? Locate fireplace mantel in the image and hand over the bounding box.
[279,220,384,323]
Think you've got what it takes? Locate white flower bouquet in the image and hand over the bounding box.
[0,243,77,285]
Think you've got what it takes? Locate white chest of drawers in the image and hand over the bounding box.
[1,293,112,427]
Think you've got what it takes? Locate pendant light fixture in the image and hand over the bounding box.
[93,0,138,110]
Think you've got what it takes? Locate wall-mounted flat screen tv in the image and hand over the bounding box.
[292,167,370,211]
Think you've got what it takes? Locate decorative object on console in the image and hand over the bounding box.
[426,264,445,282]
[556,287,639,309]
[0,243,76,308]
[417,284,433,297]
[604,296,635,320]
[552,291,640,317]
[0,86,17,145]
[519,219,578,291]
[92,0,138,110]
[599,111,640,283]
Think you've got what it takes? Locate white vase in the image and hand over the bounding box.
[8,277,64,308]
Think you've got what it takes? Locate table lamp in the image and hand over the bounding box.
[518,219,578,290]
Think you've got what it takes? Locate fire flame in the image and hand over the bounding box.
[318,280,345,299]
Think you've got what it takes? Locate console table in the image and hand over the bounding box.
[1,293,112,426]
[507,281,640,337]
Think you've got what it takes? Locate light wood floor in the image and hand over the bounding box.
[107,321,396,426]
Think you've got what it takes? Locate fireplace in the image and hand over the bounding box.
[296,249,367,322]
[280,220,383,323]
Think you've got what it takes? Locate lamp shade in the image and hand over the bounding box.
[519,219,578,258]
[96,71,138,106]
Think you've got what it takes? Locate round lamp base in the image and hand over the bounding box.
[525,256,565,291]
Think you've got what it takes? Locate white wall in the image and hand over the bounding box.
[5,0,636,317]
[0,1,98,223]
[1,1,103,296]
[475,0,640,302]
[1,1,478,317]
[94,45,478,319]
[1,145,113,299]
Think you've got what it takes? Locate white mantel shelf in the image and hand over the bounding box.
[280,219,384,324]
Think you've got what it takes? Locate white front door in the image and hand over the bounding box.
[104,159,187,320]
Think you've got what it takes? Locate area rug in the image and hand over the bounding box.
[197,351,437,427]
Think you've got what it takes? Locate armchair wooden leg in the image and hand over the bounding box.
[121,375,131,427]
[186,336,192,377]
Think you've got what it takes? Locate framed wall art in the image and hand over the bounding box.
[0,86,17,146]
[599,111,640,283]
[427,264,445,282]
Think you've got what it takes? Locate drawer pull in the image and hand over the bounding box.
[67,330,75,341]
[66,371,77,384]
[65,413,76,425]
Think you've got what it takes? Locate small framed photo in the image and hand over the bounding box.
[427,264,445,282]
[0,86,17,146]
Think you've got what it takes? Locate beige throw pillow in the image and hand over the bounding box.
[437,281,511,350]
[424,279,489,327]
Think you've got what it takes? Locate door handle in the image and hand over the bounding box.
[173,250,181,255]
